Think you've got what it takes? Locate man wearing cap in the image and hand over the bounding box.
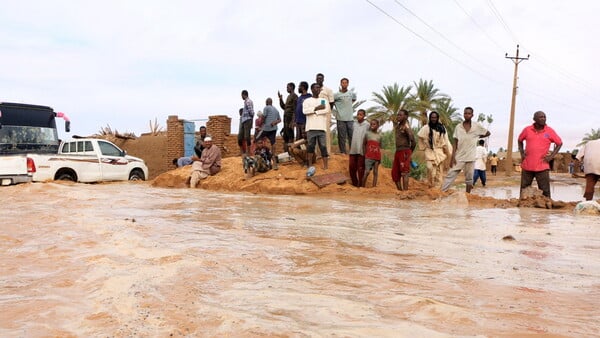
[190,136,222,188]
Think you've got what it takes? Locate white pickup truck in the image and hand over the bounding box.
[28,138,149,183]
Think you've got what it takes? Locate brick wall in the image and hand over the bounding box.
[206,115,231,155]
[166,115,184,170]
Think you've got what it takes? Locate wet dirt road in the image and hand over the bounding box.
[1,182,599,337]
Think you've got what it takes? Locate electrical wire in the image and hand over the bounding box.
[486,0,519,44]
[482,2,599,105]
[452,0,505,51]
[365,0,503,85]
[393,0,501,74]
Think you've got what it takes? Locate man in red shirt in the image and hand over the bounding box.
[518,111,562,199]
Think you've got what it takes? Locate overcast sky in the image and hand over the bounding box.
[1,0,598,152]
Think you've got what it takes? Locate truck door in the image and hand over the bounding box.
[97,140,129,181]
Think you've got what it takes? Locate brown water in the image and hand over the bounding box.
[1,182,599,337]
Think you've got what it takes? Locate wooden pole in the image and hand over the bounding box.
[504,45,529,176]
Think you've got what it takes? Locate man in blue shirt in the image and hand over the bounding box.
[294,81,312,141]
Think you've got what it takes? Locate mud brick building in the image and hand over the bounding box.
[165,114,284,169]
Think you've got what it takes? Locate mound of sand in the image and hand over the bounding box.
[153,154,442,198]
[151,154,578,210]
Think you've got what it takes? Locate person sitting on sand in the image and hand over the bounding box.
[287,138,316,168]
[243,138,277,178]
[190,137,221,188]
[254,111,264,142]
[175,126,208,167]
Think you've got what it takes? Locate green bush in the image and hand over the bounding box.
[382,153,393,168]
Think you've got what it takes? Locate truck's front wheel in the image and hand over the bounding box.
[129,169,145,181]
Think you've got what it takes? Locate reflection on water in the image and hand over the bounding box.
[472,181,598,202]
[1,182,599,337]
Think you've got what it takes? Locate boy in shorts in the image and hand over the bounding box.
[363,119,382,187]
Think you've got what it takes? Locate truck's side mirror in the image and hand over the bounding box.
[65,121,71,133]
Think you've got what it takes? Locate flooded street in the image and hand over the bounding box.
[1,182,599,337]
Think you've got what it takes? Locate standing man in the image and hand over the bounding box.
[278,82,298,153]
[334,77,357,154]
[190,137,222,188]
[417,111,452,188]
[518,111,562,199]
[316,73,335,155]
[391,109,416,191]
[576,138,600,201]
[239,90,254,156]
[261,98,281,149]
[441,107,490,193]
[348,109,369,187]
[473,139,488,187]
[294,81,312,141]
[303,83,330,170]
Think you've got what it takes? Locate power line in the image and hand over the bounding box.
[392,0,501,74]
[519,87,596,115]
[520,44,597,95]
[486,0,519,43]
[452,0,504,51]
[481,3,598,104]
[457,1,600,114]
[365,0,503,85]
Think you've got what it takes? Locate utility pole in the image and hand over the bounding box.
[504,45,529,176]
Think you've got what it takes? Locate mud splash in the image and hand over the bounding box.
[1,182,599,336]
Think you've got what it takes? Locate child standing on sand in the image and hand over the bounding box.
[362,119,382,187]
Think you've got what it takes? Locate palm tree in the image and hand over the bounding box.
[408,79,448,127]
[578,128,600,146]
[369,83,412,126]
[435,98,461,139]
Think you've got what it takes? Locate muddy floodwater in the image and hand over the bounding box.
[1,182,599,337]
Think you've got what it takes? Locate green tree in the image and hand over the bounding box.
[408,79,448,127]
[435,98,461,139]
[578,128,600,146]
[369,83,412,126]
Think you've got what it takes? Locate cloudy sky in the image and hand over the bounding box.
[1,0,598,152]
